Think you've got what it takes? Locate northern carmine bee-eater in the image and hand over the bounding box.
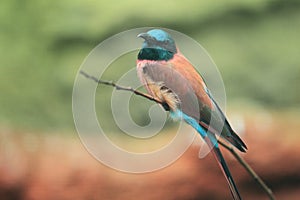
[136,29,247,200]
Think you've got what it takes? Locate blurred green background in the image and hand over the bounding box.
[1,1,300,200]
[1,0,300,131]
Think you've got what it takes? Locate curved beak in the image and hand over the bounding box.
[137,33,151,41]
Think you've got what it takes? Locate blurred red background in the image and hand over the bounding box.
[1,114,299,200]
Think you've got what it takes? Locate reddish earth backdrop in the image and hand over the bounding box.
[1,114,299,200]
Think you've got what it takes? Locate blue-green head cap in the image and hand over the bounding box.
[138,29,177,53]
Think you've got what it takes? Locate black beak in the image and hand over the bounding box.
[137,33,151,41]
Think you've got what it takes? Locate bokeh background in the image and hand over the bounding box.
[1,0,300,199]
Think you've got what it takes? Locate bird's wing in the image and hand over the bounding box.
[204,89,247,152]
[138,53,246,152]
[138,59,209,122]
[172,53,247,152]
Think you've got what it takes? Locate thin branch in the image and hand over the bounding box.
[80,70,275,200]
[80,71,162,104]
[218,140,275,200]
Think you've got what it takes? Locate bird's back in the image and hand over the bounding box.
[137,52,247,152]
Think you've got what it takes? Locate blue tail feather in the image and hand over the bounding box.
[171,110,242,200]
[170,110,207,138]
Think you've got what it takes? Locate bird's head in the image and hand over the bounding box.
[137,29,177,61]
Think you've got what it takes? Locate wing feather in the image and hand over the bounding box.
[137,53,247,152]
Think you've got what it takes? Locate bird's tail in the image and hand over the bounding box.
[204,135,242,200]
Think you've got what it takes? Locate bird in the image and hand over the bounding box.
[136,29,247,200]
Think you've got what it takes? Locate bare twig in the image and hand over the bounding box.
[80,70,275,200]
[80,71,162,104]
